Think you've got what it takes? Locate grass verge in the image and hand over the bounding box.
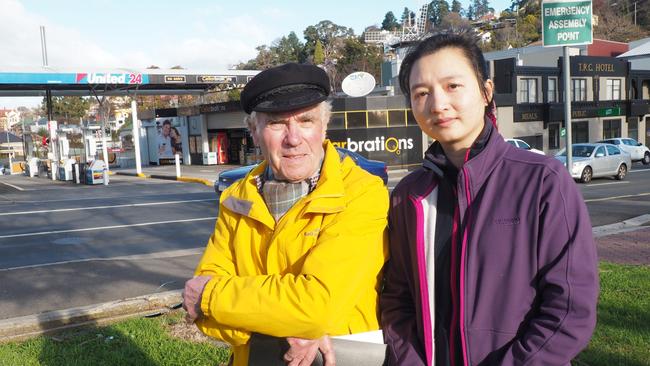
[0,262,647,365]
[574,262,650,365]
[0,311,230,366]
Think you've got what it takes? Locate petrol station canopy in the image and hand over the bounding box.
[0,67,260,97]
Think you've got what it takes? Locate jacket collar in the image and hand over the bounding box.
[422,116,508,193]
[222,140,347,229]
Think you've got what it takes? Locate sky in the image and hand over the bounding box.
[0,0,511,109]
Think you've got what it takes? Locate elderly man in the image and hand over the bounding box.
[183,63,388,366]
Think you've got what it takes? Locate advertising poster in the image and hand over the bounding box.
[152,117,183,163]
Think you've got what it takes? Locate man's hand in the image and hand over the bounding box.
[182,275,212,323]
[283,336,336,366]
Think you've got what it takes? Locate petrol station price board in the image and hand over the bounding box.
[542,0,593,47]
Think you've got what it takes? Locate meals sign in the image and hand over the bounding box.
[542,0,593,47]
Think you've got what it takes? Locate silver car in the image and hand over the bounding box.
[554,143,632,183]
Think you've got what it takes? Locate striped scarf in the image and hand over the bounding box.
[256,166,320,222]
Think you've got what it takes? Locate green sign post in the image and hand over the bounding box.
[542,0,593,173]
[542,0,593,47]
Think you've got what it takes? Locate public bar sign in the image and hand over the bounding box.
[542,0,593,47]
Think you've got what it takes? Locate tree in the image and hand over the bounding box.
[471,0,491,19]
[593,2,648,42]
[440,12,473,30]
[451,0,463,13]
[271,31,306,64]
[41,96,91,124]
[334,37,383,91]
[303,20,354,61]
[429,0,451,28]
[313,39,325,65]
[401,7,416,26]
[382,11,400,30]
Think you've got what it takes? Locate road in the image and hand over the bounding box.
[0,174,217,319]
[0,162,649,320]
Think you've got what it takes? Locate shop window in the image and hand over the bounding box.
[329,112,345,130]
[368,110,388,128]
[519,78,537,103]
[572,121,589,143]
[388,110,406,127]
[406,110,417,125]
[603,119,621,139]
[517,134,543,150]
[549,123,560,149]
[606,79,622,100]
[628,118,638,141]
[571,79,587,101]
[547,78,557,103]
[346,112,366,129]
[189,136,202,154]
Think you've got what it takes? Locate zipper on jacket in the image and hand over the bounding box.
[458,151,472,366]
[449,189,460,366]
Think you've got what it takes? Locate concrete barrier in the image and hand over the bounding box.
[0,290,182,343]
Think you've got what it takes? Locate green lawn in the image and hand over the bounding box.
[0,311,230,366]
[574,262,650,366]
[0,262,647,365]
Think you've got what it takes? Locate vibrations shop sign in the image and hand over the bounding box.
[327,126,423,166]
[542,0,592,47]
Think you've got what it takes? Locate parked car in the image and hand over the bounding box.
[214,148,389,193]
[554,143,632,183]
[505,138,545,155]
[596,137,650,165]
[0,163,4,175]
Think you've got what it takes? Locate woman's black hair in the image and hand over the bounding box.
[398,31,490,106]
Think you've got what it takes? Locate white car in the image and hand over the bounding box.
[505,138,545,155]
[597,138,650,165]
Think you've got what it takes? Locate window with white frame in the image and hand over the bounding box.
[519,78,537,103]
[547,78,557,102]
[606,79,622,100]
[572,78,587,101]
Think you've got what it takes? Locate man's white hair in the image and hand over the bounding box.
[244,101,332,131]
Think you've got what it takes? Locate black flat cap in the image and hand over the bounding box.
[241,63,330,114]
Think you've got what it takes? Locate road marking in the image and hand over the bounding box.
[0,198,216,216]
[0,217,216,239]
[0,248,204,272]
[584,181,629,187]
[585,192,650,202]
[0,181,24,191]
[17,192,213,203]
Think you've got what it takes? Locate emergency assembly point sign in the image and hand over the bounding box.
[542,0,593,47]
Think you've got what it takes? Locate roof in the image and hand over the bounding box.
[0,66,260,97]
[0,131,22,143]
[618,40,650,58]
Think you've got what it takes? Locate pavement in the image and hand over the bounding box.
[111,163,410,188]
[1,165,648,343]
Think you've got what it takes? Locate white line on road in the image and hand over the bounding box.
[0,181,25,191]
[584,181,630,187]
[0,199,216,216]
[0,217,216,239]
[0,248,205,272]
[584,192,650,202]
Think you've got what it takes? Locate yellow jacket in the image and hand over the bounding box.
[194,141,389,365]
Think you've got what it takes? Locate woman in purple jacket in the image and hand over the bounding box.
[380,32,599,366]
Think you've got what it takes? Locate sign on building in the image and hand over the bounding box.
[542,0,593,47]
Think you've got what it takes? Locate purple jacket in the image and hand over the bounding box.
[380,127,599,365]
